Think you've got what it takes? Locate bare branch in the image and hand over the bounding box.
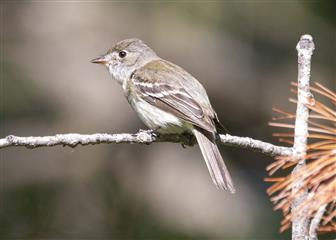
[219,134,292,156]
[309,204,327,240]
[0,131,292,157]
[0,131,187,149]
[291,34,315,240]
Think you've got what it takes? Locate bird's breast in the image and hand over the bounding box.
[128,96,190,134]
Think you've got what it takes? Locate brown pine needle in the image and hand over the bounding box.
[308,134,335,140]
[314,82,336,99]
[267,82,336,233]
[265,177,286,182]
[269,122,295,128]
[308,121,336,134]
[272,107,296,121]
[273,133,294,137]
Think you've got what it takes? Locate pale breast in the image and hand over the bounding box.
[128,95,193,134]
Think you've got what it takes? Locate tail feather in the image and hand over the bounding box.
[193,129,235,193]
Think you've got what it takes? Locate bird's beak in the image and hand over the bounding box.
[91,55,108,64]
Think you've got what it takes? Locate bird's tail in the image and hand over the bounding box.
[193,129,235,193]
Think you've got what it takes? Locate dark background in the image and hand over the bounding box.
[0,1,335,239]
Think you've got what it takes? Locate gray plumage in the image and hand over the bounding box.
[92,38,236,193]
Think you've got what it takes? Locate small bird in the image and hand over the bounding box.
[92,38,235,193]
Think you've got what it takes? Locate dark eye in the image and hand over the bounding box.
[119,50,127,58]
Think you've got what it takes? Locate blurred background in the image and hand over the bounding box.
[0,1,335,239]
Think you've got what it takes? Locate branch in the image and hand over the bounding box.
[0,131,292,156]
[291,34,315,240]
[219,134,292,156]
[0,131,186,148]
[308,204,327,240]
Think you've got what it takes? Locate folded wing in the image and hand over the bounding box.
[130,60,215,133]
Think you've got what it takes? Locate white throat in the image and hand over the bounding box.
[108,63,133,85]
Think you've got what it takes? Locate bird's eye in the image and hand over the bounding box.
[119,51,127,58]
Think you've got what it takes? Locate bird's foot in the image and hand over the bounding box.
[181,132,196,148]
[138,128,160,138]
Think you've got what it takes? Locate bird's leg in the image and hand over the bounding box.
[181,132,196,148]
[138,128,160,139]
[137,128,161,145]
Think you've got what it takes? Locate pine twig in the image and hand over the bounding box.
[309,204,327,240]
[291,34,315,240]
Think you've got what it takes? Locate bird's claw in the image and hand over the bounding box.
[180,132,196,148]
[139,128,160,138]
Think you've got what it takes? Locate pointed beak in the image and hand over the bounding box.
[91,55,108,64]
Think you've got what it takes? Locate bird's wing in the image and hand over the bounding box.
[130,60,215,133]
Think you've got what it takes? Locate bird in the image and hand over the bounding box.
[91,38,235,193]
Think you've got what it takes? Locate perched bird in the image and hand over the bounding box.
[92,38,235,193]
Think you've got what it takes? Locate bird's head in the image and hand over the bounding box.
[91,38,158,84]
